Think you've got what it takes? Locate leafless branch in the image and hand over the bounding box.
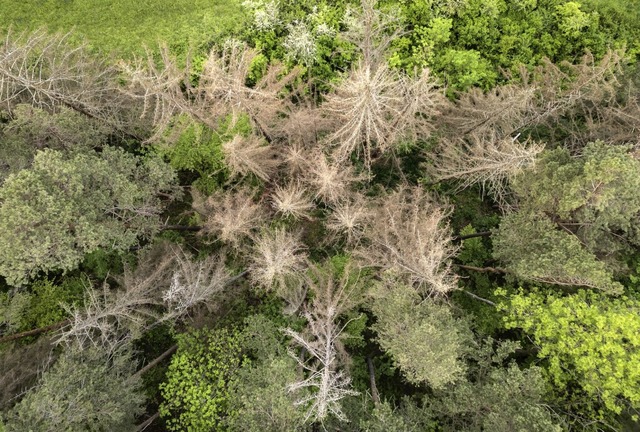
[271,181,315,220]
[192,187,267,247]
[303,151,366,204]
[56,244,233,352]
[284,264,363,422]
[121,42,299,143]
[432,133,544,209]
[325,192,371,244]
[248,228,308,292]
[0,29,144,139]
[358,186,458,296]
[324,62,442,169]
[222,134,279,181]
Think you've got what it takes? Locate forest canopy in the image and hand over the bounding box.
[1,0,639,431]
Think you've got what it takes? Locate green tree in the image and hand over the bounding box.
[0,337,57,412]
[0,104,109,182]
[0,147,178,286]
[224,314,307,431]
[501,289,640,414]
[241,0,356,90]
[358,341,561,432]
[512,142,640,256]
[226,355,306,431]
[388,0,639,91]
[494,212,623,293]
[0,276,85,335]
[427,339,562,432]
[359,400,433,432]
[371,280,472,389]
[494,141,640,293]
[155,114,254,193]
[3,345,144,431]
[159,327,244,431]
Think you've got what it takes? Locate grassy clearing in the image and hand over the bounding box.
[0,0,247,57]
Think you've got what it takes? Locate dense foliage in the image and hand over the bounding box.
[501,289,640,414]
[389,0,640,91]
[159,328,244,431]
[3,346,144,431]
[0,148,178,286]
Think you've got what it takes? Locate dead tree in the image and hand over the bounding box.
[284,264,363,423]
[0,29,144,139]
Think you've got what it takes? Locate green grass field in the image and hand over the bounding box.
[0,0,247,57]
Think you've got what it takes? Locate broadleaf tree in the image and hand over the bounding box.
[500,288,640,415]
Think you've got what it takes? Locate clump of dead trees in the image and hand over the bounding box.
[1,0,638,426]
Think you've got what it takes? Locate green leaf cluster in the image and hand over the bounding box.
[388,0,640,92]
[156,114,253,193]
[494,141,640,293]
[501,289,640,413]
[429,363,562,432]
[3,346,144,431]
[227,355,306,431]
[241,0,358,89]
[371,281,472,389]
[494,211,623,293]
[358,339,561,432]
[159,327,244,431]
[0,276,86,333]
[0,105,107,182]
[0,147,178,286]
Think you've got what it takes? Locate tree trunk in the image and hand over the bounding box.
[366,356,381,406]
[458,264,506,274]
[135,412,160,431]
[160,225,203,232]
[132,344,178,381]
[460,289,497,307]
[454,231,492,241]
[0,319,69,344]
